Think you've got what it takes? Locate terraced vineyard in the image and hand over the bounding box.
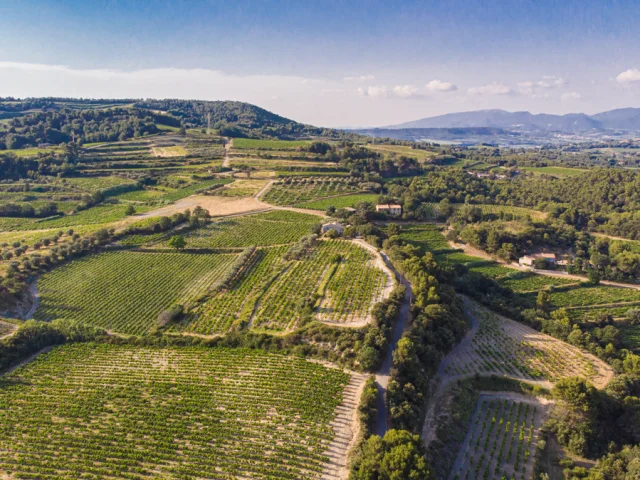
[183,240,390,335]
[440,299,613,387]
[179,211,319,248]
[35,250,237,334]
[262,178,363,206]
[449,394,548,480]
[0,344,358,479]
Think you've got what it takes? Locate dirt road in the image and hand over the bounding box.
[450,239,640,291]
[222,138,232,167]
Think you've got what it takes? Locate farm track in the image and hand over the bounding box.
[23,283,39,320]
[222,138,232,167]
[450,239,640,291]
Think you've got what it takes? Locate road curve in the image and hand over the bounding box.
[373,249,413,437]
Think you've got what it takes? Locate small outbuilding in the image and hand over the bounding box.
[321,222,344,235]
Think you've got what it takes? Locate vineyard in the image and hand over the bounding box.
[620,324,640,352]
[545,284,640,308]
[182,240,390,335]
[261,178,364,206]
[34,250,238,335]
[497,272,577,292]
[440,299,613,388]
[179,211,319,248]
[0,344,358,479]
[449,393,548,480]
[296,193,380,210]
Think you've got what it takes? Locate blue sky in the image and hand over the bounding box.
[1,0,640,127]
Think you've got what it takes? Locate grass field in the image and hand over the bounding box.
[0,344,353,479]
[296,193,380,210]
[366,144,436,160]
[521,166,588,177]
[232,138,312,150]
[179,211,319,248]
[2,204,152,232]
[398,224,450,252]
[35,250,238,335]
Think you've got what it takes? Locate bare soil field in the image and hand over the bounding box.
[441,298,614,388]
[141,195,270,218]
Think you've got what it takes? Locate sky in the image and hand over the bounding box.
[1,0,640,127]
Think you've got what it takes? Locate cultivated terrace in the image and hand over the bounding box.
[1,97,640,479]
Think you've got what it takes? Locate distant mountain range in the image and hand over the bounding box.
[351,108,640,145]
[385,108,640,132]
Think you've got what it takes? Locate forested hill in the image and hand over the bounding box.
[0,97,353,149]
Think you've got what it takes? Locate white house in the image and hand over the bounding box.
[321,222,344,235]
[376,204,402,216]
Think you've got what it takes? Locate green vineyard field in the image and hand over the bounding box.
[0,344,351,479]
[35,250,238,334]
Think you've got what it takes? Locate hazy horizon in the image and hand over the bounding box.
[2,0,640,127]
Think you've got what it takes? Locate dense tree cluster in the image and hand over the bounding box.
[0,107,163,149]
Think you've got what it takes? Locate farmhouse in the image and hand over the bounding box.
[321,222,344,235]
[519,253,557,267]
[376,204,402,216]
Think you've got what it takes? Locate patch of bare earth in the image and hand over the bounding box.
[0,320,17,339]
[140,195,271,219]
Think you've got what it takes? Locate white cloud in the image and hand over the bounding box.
[616,68,640,84]
[536,76,566,89]
[561,91,582,102]
[357,86,388,98]
[392,84,419,98]
[344,74,375,81]
[425,79,457,92]
[517,76,566,96]
[467,82,513,96]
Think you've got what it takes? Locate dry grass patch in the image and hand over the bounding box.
[152,145,187,157]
